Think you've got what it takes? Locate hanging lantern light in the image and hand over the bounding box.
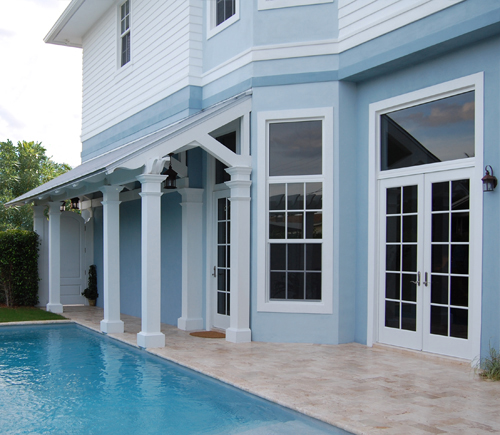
[164,154,178,189]
[70,197,80,209]
[482,165,497,192]
[59,201,66,212]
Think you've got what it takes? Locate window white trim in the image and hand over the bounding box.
[257,108,334,314]
[116,0,132,71]
[206,0,240,40]
[258,0,332,11]
[367,73,484,362]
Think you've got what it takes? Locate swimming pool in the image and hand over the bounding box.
[0,324,350,434]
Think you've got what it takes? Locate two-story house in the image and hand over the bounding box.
[9,0,500,362]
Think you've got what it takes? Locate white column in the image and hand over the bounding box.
[177,188,204,331]
[47,201,63,313]
[33,205,49,307]
[100,186,124,334]
[136,174,166,348]
[225,167,252,343]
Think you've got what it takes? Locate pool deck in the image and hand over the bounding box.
[57,306,498,435]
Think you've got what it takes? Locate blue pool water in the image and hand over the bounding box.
[0,324,350,434]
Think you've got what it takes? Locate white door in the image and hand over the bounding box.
[378,168,476,359]
[60,212,86,305]
[212,190,231,330]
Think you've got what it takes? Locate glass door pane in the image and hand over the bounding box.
[217,197,230,317]
[429,179,470,339]
[384,185,419,332]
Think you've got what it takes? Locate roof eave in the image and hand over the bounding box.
[44,0,85,48]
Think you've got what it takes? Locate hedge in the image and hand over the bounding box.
[0,230,39,307]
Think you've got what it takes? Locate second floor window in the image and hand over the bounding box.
[120,0,130,67]
[216,0,235,26]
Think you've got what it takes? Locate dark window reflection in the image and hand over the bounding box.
[450,308,468,339]
[386,273,400,300]
[431,306,448,336]
[385,301,400,329]
[269,121,322,176]
[401,303,417,331]
[381,92,474,171]
[215,132,237,184]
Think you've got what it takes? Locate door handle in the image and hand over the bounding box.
[423,272,429,287]
[410,271,421,286]
[212,266,216,277]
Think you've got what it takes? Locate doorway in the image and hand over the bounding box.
[212,190,231,330]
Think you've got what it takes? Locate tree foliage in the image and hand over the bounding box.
[0,140,71,230]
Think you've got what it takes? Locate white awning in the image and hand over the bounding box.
[7,90,252,207]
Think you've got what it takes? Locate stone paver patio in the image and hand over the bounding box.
[59,306,499,435]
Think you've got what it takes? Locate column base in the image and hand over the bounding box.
[137,331,165,349]
[177,317,204,331]
[100,319,124,334]
[46,303,63,314]
[225,327,251,343]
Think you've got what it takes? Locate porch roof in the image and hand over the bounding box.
[7,90,252,207]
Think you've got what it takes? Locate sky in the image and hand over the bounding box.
[388,92,475,162]
[0,0,82,168]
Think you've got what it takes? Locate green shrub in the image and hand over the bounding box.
[477,345,500,381]
[0,230,39,307]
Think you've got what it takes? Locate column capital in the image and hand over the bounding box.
[137,174,166,196]
[225,166,252,181]
[100,185,124,203]
[136,173,166,185]
[33,205,45,218]
[47,201,62,215]
[225,166,252,198]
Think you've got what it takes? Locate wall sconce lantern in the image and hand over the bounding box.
[482,165,498,192]
[164,154,178,190]
[59,201,66,212]
[70,197,80,210]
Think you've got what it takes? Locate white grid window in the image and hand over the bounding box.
[120,0,131,67]
[268,120,323,302]
[257,108,333,314]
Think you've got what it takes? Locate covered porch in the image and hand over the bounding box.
[8,91,253,348]
[61,305,500,435]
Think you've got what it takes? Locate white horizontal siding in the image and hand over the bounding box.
[81,0,203,142]
[338,0,465,51]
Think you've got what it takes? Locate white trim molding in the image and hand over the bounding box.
[258,0,332,10]
[257,107,334,314]
[367,72,484,362]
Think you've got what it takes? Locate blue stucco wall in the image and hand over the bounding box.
[118,199,142,318]
[160,192,183,326]
[92,192,183,327]
[353,34,500,357]
[250,81,351,345]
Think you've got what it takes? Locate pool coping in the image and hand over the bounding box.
[0,320,73,326]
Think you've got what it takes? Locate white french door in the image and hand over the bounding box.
[212,190,231,330]
[378,168,476,359]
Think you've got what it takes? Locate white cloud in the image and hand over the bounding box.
[0,0,82,167]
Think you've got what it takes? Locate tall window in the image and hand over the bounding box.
[268,120,323,301]
[216,0,236,26]
[120,0,131,67]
